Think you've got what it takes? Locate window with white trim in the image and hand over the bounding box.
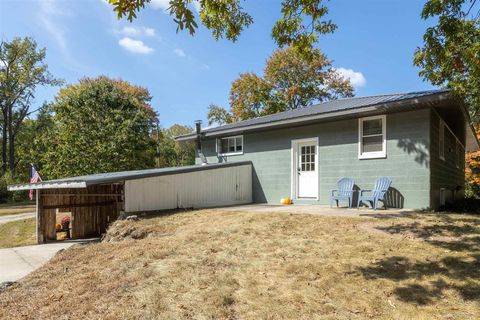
[439,121,445,160]
[358,115,386,159]
[217,135,243,156]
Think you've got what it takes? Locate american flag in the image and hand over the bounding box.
[29,165,42,200]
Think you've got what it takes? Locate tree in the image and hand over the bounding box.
[414,0,480,124]
[264,46,354,110]
[230,73,273,121]
[108,0,336,55]
[15,103,55,182]
[0,37,62,175]
[414,1,480,196]
[207,104,234,125]
[38,76,158,179]
[209,47,354,124]
[158,124,195,167]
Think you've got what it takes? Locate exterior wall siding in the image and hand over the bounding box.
[124,164,252,212]
[198,109,432,209]
[429,111,465,209]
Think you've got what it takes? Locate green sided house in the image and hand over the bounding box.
[177,90,480,210]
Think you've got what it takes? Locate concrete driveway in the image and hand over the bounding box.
[0,242,74,283]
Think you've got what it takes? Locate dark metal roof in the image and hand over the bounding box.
[8,161,253,191]
[176,90,452,141]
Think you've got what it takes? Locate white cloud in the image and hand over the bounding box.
[121,26,140,36]
[37,0,91,74]
[192,0,201,12]
[119,26,156,37]
[174,48,186,57]
[39,0,68,50]
[150,0,200,12]
[150,0,170,11]
[144,27,156,37]
[119,37,154,54]
[336,67,366,88]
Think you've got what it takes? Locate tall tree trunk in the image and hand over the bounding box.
[1,109,7,175]
[7,106,15,176]
[8,131,15,176]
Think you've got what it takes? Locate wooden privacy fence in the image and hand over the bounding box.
[37,184,123,243]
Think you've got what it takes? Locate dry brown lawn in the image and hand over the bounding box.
[0,209,479,319]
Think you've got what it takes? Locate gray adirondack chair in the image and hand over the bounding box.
[330,177,355,208]
[357,177,392,210]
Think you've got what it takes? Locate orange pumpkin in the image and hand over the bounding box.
[55,223,62,231]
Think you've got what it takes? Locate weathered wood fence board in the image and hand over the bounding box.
[37,184,123,243]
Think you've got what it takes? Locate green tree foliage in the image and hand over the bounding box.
[207,104,234,125]
[158,124,195,167]
[15,103,55,181]
[38,76,158,179]
[414,0,480,124]
[230,73,273,121]
[0,37,61,176]
[208,47,354,124]
[108,0,335,55]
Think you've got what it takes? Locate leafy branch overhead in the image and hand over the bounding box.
[108,0,335,54]
[414,0,480,124]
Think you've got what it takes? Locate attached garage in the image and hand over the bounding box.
[8,161,252,243]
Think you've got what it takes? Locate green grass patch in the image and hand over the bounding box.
[0,218,36,248]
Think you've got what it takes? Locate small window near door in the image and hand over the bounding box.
[300,145,315,171]
[359,115,386,159]
[217,135,243,156]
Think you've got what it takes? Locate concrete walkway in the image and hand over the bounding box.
[0,212,35,225]
[0,242,74,283]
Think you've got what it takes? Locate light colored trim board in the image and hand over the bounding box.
[358,114,387,159]
[439,120,445,161]
[8,181,87,191]
[290,137,319,201]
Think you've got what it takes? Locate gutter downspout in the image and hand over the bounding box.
[195,120,208,165]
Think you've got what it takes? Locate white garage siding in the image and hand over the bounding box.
[124,163,252,212]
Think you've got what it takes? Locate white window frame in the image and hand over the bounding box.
[358,115,386,159]
[439,120,445,161]
[216,135,244,156]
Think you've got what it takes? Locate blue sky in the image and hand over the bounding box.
[0,0,436,128]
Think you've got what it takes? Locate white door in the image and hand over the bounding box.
[295,140,318,198]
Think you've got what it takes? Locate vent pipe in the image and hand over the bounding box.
[195,120,208,165]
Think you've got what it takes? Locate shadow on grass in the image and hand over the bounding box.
[357,214,480,305]
[358,255,480,305]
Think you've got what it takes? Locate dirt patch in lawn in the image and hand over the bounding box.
[0,210,479,319]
